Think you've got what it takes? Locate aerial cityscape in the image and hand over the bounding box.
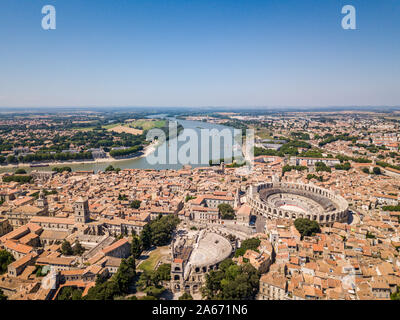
[1,0,399,306]
[1,108,400,301]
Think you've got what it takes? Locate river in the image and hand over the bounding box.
[0,116,243,173]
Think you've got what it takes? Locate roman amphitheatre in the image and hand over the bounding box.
[247,180,349,226]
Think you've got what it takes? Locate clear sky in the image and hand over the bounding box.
[0,0,399,108]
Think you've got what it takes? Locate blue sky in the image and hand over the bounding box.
[0,0,399,108]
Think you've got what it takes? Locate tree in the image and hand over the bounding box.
[56,286,83,300]
[201,259,260,300]
[144,286,165,299]
[85,256,136,300]
[373,167,381,175]
[61,240,73,256]
[113,256,136,294]
[131,235,142,259]
[109,146,143,158]
[334,162,351,171]
[2,175,33,184]
[6,155,17,164]
[185,195,196,202]
[234,238,261,257]
[391,286,400,300]
[15,168,27,174]
[156,263,171,281]
[366,231,376,239]
[294,218,321,238]
[139,295,157,300]
[72,240,85,256]
[139,215,180,249]
[84,278,120,300]
[218,203,235,220]
[105,165,115,172]
[241,238,261,251]
[52,166,72,173]
[118,194,128,201]
[140,224,152,250]
[130,200,141,209]
[362,168,370,174]
[137,271,154,290]
[179,292,193,300]
[0,250,15,274]
[95,273,109,285]
[0,289,7,301]
[151,215,180,246]
[315,162,331,173]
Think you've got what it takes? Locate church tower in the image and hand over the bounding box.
[74,197,90,223]
[234,188,240,208]
[36,189,48,212]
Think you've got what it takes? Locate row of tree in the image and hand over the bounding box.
[136,215,181,253]
[61,240,85,256]
[83,256,137,300]
[109,145,144,158]
[2,175,33,184]
[0,250,15,274]
[201,258,260,300]
[52,166,72,173]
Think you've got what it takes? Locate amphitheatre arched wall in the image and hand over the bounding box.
[248,182,348,226]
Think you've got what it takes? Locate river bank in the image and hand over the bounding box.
[0,140,160,172]
[0,117,243,173]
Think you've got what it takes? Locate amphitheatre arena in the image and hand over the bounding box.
[170,231,233,295]
[247,181,349,226]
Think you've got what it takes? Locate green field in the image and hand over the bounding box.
[71,126,97,131]
[71,120,166,132]
[138,246,168,272]
[127,119,166,131]
[70,123,121,131]
[102,123,122,129]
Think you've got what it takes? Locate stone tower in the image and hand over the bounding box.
[74,197,90,223]
[36,189,48,212]
[234,188,240,208]
[171,258,185,293]
[220,162,225,174]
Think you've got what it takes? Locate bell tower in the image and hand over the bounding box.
[74,197,90,223]
[36,189,48,212]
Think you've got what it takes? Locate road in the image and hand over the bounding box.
[255,215,266,233]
